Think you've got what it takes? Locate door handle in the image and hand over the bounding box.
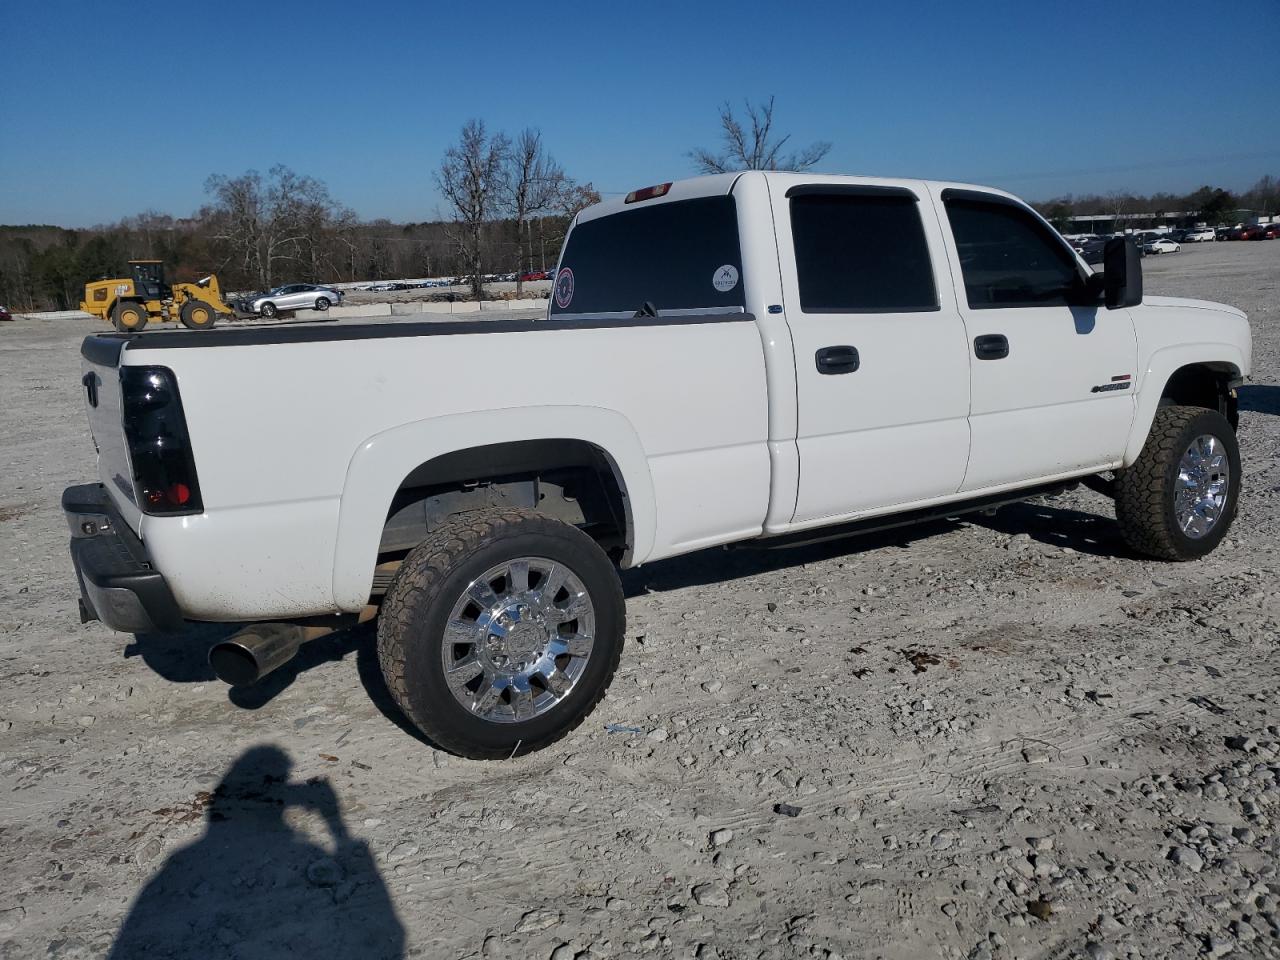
[815,345,860,375]
[973,334,1009,360]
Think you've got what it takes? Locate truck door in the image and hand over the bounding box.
[775,183,973,524]
[932,188,1137,491]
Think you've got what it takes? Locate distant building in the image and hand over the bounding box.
[1061,211,1197,234]
[1235,209,1278,225]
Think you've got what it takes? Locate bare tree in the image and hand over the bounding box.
[1105,190,1131,231]
[1246,174,1278,216]
[203,166,349,289]
[502,129,567,296]
[690,96,831,174]
[203,170,266,285]
[436,120,510,299]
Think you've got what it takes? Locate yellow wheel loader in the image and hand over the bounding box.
[80,260,237,332]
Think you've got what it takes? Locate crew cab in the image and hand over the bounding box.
[65,172,1252,759]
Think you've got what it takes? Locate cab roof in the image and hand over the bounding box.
[575,171,1024,225]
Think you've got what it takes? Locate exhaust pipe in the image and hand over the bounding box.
[209,623,318,686]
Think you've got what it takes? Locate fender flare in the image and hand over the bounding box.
[330,405,656,611]
[1124,343,1245,465]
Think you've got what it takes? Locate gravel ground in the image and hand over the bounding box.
[1,241,1277,960]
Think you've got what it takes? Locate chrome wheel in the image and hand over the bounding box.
[441,557,596,723]
[1174,433,1230,539]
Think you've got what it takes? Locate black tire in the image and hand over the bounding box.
[111,301,148,332]
[179,300,217,330]
[377,509,625,759]
[314,297,330,311]
[260,302,278,318]
[1114,404,1241,561]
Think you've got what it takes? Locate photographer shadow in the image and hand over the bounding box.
[108,745,404,959]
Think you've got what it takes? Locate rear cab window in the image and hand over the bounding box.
[550,195,745,318]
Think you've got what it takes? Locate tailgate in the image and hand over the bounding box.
[80,336,143,533]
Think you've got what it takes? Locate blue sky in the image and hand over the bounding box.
[2,0,1278,226]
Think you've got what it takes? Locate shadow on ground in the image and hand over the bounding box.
[969,499,1130,558]
[622,496,1127,595]
[121,498,1125,737]
[1240,384,1280,415]
[108,745,404,959]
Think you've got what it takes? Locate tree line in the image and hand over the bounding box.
[1034,176,1279,230]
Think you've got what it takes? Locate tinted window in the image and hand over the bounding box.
[550,196,744,316]
[945,198,1080,309]
[790,192,937,312]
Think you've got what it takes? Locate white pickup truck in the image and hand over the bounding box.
[65,171,1251,759]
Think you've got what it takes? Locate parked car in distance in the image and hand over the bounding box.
[1143,238,1181,254]
[520,270,549,282]
[1240,225,1268,241]
[250,284,345,318]
[0,304,12,322]
[1184,227,1216,242]
[1264,224,1280,240]
[1080,239,1108,265]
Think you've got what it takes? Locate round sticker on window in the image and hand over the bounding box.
[712,264,739,293]
[554,267,575,310]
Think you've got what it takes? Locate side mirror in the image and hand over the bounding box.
[1103,237,1143,309]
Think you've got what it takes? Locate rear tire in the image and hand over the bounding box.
[111,301,148,332]
[377,509,625,759]
[260,302,278,318]
[179,300,217,330]
[1114,405,1240,560]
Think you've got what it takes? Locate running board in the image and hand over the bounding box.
[747,480,1078,551]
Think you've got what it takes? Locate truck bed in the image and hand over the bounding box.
[81,313,771,620]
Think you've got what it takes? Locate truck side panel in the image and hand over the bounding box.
[126,319,770,620]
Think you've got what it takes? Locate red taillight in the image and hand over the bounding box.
[625,182,672,204]
[121,365,203,516]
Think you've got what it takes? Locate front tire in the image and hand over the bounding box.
[260,302,278,318]
[179,300,217,330]
[377,509,625,759]
[314,297,330,311]
[111,301,148,332]
[1114,405,1240,560]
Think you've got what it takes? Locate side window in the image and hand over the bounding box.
[944,197,1080,309]
[789,191,938,312]
[550,196,744,317]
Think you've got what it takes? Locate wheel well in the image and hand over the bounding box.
[373,440,630,593]
[1160,363,1239,429]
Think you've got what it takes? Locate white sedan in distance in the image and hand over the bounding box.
[1143,238,1181,254]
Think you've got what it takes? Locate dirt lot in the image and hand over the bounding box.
[1,242,1278,960]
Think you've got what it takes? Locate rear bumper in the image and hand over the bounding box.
[63,483,185,634]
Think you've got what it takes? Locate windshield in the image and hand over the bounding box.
[131,262,164,284]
